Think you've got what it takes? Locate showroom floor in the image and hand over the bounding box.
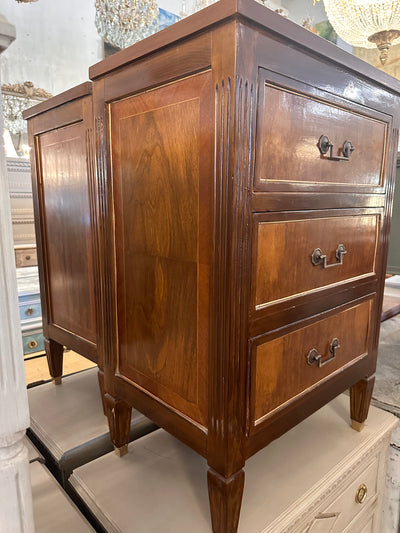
[25,350,95,386]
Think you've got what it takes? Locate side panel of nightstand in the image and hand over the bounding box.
[109,72,213,428]
[25,86,101,384]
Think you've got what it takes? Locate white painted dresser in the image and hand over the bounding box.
[69,395,397,533]
[6,157,37,266]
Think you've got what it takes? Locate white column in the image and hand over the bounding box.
[0,14,35,533]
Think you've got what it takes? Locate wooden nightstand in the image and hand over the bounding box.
[24,1,400,530]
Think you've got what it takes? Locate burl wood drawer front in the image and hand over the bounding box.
[110,72,212,428]
[251,298,373,425]
[253,210,380,310]
[255,73,388,191]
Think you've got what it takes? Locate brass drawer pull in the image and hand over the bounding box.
[312,244,347,269]
[25,307,34,316]
[355,483,368,504]
[28,339,38,349]
[307,338,340,367]
[317,135,355,161]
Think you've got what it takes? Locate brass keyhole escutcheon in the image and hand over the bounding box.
[355,483,367,504]
[25,307,34,316]
[28,339,38,349]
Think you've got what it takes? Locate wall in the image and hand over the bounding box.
[0,0,188,99]
[0,0,103,96]
[282,0,327,25]
[2,0,400,99]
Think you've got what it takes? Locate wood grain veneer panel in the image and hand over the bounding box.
[254,213,379,309]
[111,72,212,427]
[256,83,387,187]
[38,122,96,343]
[253,299,373,424]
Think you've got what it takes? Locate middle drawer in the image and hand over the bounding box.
[252,209,381,311]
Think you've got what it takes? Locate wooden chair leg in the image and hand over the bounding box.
[97,369,107,416]
[44,338,64,385]
[350,375,375,432]
[207,468,245,533]
[103,392,132,457]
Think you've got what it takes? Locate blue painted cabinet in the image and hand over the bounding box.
[17,267,44,356]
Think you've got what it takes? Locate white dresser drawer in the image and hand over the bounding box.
[302,502,378,533]
[358,513,375,533]
[321,456,378,532]
[291,450,384,533]
[261,398,397,533]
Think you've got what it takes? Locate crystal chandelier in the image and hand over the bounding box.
[1,82,52,135]
[193,0,215,11]
[95,0,159,49]
[320,0,400,64]
[182,0,287,19]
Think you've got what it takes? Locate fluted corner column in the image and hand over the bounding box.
[0,14,35,533]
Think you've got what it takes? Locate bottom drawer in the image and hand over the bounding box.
[252,297,374,425]
[22,329,45,356]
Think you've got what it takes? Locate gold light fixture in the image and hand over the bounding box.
[16,0,39,3]
[316,0,400,64]
[94,0,159,49]
[1,81,51,135]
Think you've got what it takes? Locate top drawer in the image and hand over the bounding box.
[255,70,389,194]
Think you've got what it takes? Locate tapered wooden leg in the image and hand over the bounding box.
[97,370,107,416]
[44,338,64,385]
[207,468,245,533]
[350,375,375,432]
[103,392,132,457]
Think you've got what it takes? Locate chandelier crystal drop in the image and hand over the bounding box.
[322,0,400,64]
[95,0,159,49]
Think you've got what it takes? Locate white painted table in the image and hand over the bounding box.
[24,435,43,463]
[28,367,157,483]
[69,395,397,533]
[31,461,93,532]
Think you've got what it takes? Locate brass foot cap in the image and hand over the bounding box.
[114,444,128,457]
[53,376,62,385]
[351,420,365,432]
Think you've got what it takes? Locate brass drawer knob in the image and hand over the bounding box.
[25,307,34,316]
[355,483,368,504]
[28,339,38,349]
